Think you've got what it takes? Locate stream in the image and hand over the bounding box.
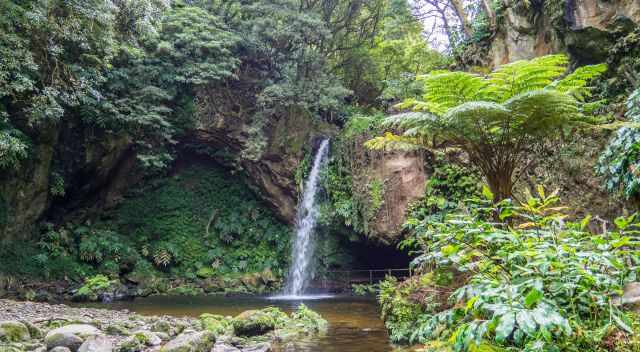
[85,295,396,352]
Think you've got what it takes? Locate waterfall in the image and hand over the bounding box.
[284,139,330,296]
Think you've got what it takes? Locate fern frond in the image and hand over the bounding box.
[550,63,607,101]
[442,101,512,142]
[419,72,489,114]
[486,54,568,102]
[504,90,580,136]
[381,112,437,130]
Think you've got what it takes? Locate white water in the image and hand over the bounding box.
[282,139,330,298]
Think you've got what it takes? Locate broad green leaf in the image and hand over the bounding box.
[524,288,543,308]
[495,313,516,344]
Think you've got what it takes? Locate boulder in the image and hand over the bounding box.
[78,335,114,352]
[50,347,73,352]
[45,324,102,351]
[46,333,84,352]
[21,320,42,339]
[160,331,215,352]
[199,314,231,337]
[0,321,31,342]
[231,308,287,337]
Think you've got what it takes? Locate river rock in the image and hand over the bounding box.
[131,331,162,346]
[242,343,271,352]
[232,309,286,337]
[161,331,215,352]
[0,320,31,342]
[78,335,114,352]
[212,342,241,352]
[50,347,73,352]
[46,332,85,351]
[45,324,102,351]
[21,320,43,339]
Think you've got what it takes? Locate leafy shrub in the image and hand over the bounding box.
[384,187,640,351]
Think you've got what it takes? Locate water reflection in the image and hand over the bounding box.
[84,295,395,352]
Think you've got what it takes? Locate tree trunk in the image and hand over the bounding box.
[481,0,497,30]
[449,0,472,39]
[486,169,514,202]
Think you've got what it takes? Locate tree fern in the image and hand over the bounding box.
[370,55,607,200]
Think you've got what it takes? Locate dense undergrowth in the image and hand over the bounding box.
[379,187,640,351]
[0,164,291,295]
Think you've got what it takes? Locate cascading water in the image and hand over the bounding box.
[283,139,330,297]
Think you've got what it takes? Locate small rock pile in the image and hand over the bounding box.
[0,299,328,352]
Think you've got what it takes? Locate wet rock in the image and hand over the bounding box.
[161,331,215,352]
[0,321,31,342]
[232,309,286,337]
[78,335,113,352]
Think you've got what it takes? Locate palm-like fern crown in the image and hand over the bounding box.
[367,55,607,151]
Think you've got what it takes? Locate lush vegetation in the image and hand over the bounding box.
[379,188,640,351]
[0,165,291,294]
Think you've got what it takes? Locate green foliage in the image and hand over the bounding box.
[75,274,117,300]
[1,164,290,290]
[598,88,640,198]
[0,124,29,170]
[378,276,440,344]
[111,165,291,279]
[404,158,482,232]
[368,55,607,200]
[386,187,640,351]
[352,283,379,296]
[290,304,329,333]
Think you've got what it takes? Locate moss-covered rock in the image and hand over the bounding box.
[160,331,215,352]
[199,314,232,338]
[231,308,288,337]
[0,321,31,342]
[289,304,328,334]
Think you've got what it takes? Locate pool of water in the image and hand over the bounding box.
[87,295,396,352]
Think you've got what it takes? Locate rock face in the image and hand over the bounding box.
[467,0,640,67]
[193,87,337,223]
[367,151,426,242]
[0,122,137,241]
